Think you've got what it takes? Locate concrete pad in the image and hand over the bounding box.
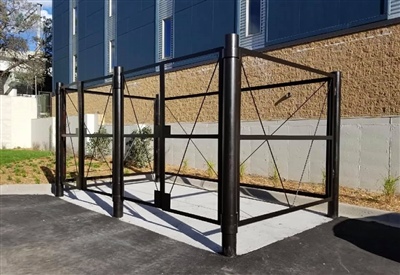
[59,177,331,255]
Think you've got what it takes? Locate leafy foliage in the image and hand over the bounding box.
[125,126,153,168]
[0,0,51,93]
[86,126,111,160]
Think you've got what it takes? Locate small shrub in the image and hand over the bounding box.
[206,160,215,178]
[182,159,189,173]
[125,126,153,168]
[87,126,112,160]
[383,175,399,202]
[240,164,246,181]
[271,165,279,186]
[32,142,41,150]
[321,170,326,185]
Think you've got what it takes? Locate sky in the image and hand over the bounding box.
[27,0,53,19]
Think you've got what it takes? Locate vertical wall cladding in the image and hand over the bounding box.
[104,0,116,75]
[156,0,174,62]
[389,0,400,18]
[267,0,387,45]
[174,0,236,57]
[77,0,105,82]
[53,0,70,85]
[116,0,156,70]
[238,0,266,49]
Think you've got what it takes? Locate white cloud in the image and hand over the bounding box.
[27,0,52,9]
[41,9,52,19]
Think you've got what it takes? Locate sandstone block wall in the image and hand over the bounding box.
[55,23,400,126]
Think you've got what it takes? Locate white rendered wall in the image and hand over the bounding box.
[31,115,400,193]
[0,95,37,148]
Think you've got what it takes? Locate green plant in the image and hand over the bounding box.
[124,168,131,174]
[7,175,12,181]
[206,160,215,178]
[15,177,21,183]
[34,177,40,184]
[182,159,189,173]
[271,165,279,186]
[321,170,326,185]
[240,164,246,181]
[125,126,153,168]
[383,175,399,201]
[22,173,27,178]
[86,126,112,160]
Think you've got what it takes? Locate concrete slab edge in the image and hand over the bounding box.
[1,183,399,228]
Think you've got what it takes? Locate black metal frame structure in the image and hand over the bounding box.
[55,33,341,257]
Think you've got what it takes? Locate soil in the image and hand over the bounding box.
[0,156,399,213]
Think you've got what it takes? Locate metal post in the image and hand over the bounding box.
[55,82,65,197]
[78,81,86,190]
[325,76,334,215]
[154,94,160,183]
[221,33,241,257]
[217,50,224,223]
[328,71,341,217]
[112,66,124,218]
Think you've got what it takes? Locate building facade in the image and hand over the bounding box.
[53,0,400,84]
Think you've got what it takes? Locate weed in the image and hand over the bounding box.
[1,169,4,174]
[321,170,326,185]
[34,177,40,184]
[240,164,246,181]
[383,175,399,202]
[124,168,131,174]
[182,159,189,173]
[7,175,12,181]
[92,163,101,169]
[271,165,279,186]
[15,177,21,183]
[206,160,215,178]
[32,142,41,150]
[22,173,27,178]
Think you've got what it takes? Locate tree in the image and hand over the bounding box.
[0,0,46,93]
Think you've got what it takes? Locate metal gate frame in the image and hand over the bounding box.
[55,33,341,257]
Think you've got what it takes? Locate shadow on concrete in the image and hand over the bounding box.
[333,215,400,263]
[64,187,220,253]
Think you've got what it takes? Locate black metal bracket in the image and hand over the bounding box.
[154,190,171,210]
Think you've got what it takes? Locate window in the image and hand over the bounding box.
[72,7,77,35]
[246,0,261,36]
[108,0,113,17]
[162,18,172,59]
[72,55,78,81]
[239,0,265,49]
[109,40,116,72]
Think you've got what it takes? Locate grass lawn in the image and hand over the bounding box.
[0,149,53,166]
